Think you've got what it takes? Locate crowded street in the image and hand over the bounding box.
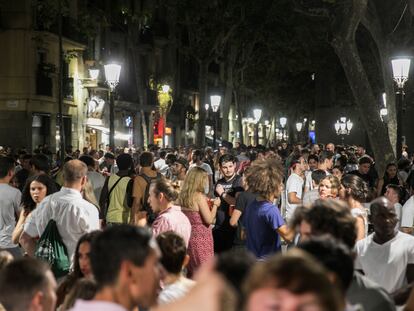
[1,0,414,311]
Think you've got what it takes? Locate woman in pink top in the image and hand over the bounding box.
[149,178,191,247]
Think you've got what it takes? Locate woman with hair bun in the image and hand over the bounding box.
[339,174,369,240]
[148,178,191,247]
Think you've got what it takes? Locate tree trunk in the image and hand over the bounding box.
[130,45,148,148]
[379,44,397,155]
[222,44,237,141]
[140,109,148,149]
[196,61,209,147]
[331,37,394,176]
[361,3,398,156]
[234,89,244,144]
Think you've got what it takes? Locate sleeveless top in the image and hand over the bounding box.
[351,207,368,238]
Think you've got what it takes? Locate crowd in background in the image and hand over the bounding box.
[0,140,414,311]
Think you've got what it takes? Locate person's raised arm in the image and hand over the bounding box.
[198,194,219,225]
[215,184,236,206]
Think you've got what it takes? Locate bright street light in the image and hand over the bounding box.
[334,118,352,135]
[253,108,262,123]
[392,58,411,88]
[104,63,121,91]
[296,122,303,132]
[89,69,99,80]
[210,95,221,149]
[210,95,221,112]
[161,84,170,93]
[280,117,287,128]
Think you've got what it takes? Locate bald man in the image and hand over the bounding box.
[20,160,100,262]
[326,143,335,153]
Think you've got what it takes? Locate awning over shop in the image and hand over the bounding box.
[87,124,131,141]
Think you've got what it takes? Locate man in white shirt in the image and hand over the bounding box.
[154,150,169,176]
[302,169,327,206]
[20,160,100,262]
[304,151,333,192]
[355,197,414,294]
[401,184,414,234]
[384,184,404,229]
[0,156,22,258]
[285,156,306,221]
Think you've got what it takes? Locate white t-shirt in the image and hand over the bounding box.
[401,196,414,228]
[304,170,330,192]
[304,170,313,191]
[189,162,213,175]
[355,231,414,293]
[302,189,319,206]
[395,202,403,229]
[285,173,304,221]
[0,184,22,249]
[154,158,169,176]
[158,277,195,305]
[87,171,105,201]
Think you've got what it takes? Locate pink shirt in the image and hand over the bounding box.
[152,205,192,247]
[70,300,126,311]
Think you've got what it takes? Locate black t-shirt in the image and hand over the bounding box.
[234,191,258,246]
[350,170,376,188]
[235,191,257,214]
[214,174,243,230]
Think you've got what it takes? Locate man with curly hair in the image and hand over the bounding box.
[242,159,294,259]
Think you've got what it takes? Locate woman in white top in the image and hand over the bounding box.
[339,174,369,241]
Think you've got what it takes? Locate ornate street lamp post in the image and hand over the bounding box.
[391,57,410,158]
[253,108,262,146]
[334,117,353,145]
[104,63,121,152]
[280,117,287,140]
[210,95,221,149]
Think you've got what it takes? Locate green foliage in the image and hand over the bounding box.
[35,0,69,30]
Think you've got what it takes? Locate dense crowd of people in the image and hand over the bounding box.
[0,141,414,310]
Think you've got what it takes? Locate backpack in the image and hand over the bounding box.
[34,219,70,278]
[139,172,162,224]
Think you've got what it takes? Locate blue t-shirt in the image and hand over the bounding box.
[243,199,285,259]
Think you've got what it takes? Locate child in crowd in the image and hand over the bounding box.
[156,231,195,304]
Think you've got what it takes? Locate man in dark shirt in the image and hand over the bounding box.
[214,154,244,253]
[350,156,376,188]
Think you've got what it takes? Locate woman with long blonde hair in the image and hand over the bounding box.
[180,167,219,277]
